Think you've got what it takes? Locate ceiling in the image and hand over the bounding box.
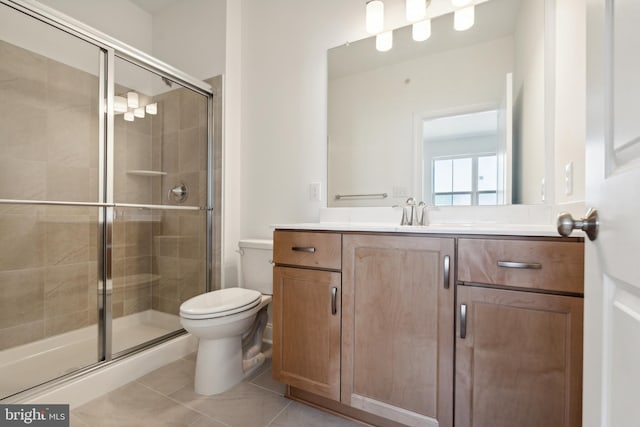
[130,0,182,15]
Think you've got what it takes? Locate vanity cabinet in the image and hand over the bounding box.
[341,234,454,427]
[272,230,584,427]
[272,231,342,401]
[455,238,584,427]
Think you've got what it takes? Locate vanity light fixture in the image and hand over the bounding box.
[366,0,384,34]
[454,4,475,31]
[412,19,431,41]
[114,96,128,113]
[376,30,393,51]
[406,0,428,22]
[113,92,158,122]
[145,102,157,115]
[127,91,139,108]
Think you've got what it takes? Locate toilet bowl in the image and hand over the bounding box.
[179,239,273,395]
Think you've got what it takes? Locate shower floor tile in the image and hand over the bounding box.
[71,356,361,427]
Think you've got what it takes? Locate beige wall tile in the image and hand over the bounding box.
[0,214,45,270]
[45,263,89,317]
[0,157,46,200]
[0,320,44,351]
[45,218,90,266]
[45,310,89,336]
[46,164,92,202]
[0,268,44,329]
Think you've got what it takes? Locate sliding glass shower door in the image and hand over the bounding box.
[110,57,210,355]
[0,2,103,397]
[0,0,213,400]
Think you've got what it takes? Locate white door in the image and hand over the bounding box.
[583,0,640,426]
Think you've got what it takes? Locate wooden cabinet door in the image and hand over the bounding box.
[342,234,454,427]
[272,266,341,400]
[455,286,583,427]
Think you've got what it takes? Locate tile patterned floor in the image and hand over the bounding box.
[71,354,361,427]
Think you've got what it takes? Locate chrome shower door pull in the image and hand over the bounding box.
[557,208,599,241]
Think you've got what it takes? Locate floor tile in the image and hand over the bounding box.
[249,365,286,396]
[73,382,202,427]
[187,415,229,427]
[170,382,290,427]
[267,401,362,427]
[137,358,196,395]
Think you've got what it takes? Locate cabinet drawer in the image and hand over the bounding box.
[458,238,584,294]
[274,231,341,270]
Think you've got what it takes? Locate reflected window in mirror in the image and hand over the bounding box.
[423,109,504,206]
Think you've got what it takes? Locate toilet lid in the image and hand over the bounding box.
[180,288,262,320]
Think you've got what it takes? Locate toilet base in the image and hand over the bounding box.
[194,336,244,395]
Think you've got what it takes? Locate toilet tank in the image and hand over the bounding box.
[239,239,273,295]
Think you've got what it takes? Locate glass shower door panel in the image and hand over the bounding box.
[112,57,209,354]
[0,205,100,399]
[0,4,103,398]
[0,4,101,203]
[111,207,206,354]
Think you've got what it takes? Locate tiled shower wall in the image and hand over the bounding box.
[0,40,99,350]
[0,40,218,350]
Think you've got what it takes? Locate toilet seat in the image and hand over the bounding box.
[180,288,262,320]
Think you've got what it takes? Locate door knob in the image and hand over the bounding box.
[557,208,599,241]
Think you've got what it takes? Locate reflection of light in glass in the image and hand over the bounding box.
[406,0,426,22]
[454,5,475,31]
[114,96,128,113]
[412,19,431,42]
[127,91,139,108]
[124,111,134,122]
[366,0,384,34]
[376,30,393,52]
[134,107,145,118]
[145,103,157,115]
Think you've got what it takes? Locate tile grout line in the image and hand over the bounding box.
[247,380,286,397]
[134,380,232,427]
[264,399,293,427]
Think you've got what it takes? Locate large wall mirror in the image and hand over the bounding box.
[327,0,552,207]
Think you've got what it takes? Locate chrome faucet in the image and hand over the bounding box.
[400,198,429,226]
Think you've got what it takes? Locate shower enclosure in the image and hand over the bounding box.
[0,1,217,399]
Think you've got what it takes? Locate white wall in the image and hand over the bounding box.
[152,0,226,80]
[36,0,153,53]
[554,0,585,205]
[233,0,409,243]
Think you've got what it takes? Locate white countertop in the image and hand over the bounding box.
[272,222,575,237]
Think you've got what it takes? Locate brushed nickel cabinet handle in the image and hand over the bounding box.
[460,304,467,339]
[331,287,338,315]
[291,246,316,253]
[443,255,450,289]
[497,261,542,269]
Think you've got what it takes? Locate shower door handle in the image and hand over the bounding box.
[331,287,338,315]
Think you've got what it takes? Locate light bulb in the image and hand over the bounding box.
[134,107,145,118]
[451,0,472,7]
[127,91,139,108]
[123,111,134,122]
[412,19,431,41]
[406,0,426,22]
[376,30,393,52]
[454,5,474,31]
[113,96,128,113]
[145,103,158,115]
[366,0,384,34]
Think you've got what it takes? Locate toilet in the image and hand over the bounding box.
[180,239,273,395]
